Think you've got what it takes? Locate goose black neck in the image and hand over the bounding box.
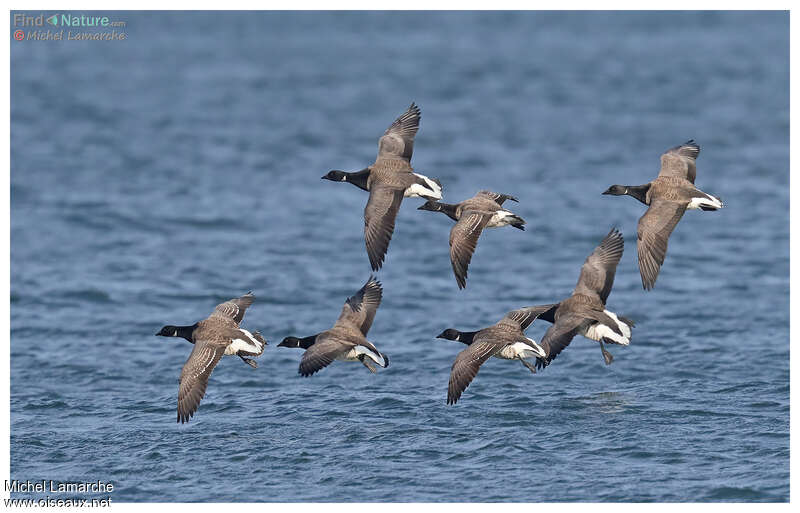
[298,334,319,349]
[439,202,459,222]
[626,184,650,205]
[344,168,370,191]
[176,324,198,342]
[457,331,479,345]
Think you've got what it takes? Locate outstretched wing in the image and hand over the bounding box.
[536,314,584,370]
[574,228,625,303]
[503,303,560,331]
[211,292,254,325]
[449,210,492,289]
[364,185,405,271]
[447,338,499,405]
[476,190,518,205]
[336,275,383,336]
[659,140,700,184]
[177,340,226,423]
[298,336,352,377]
[637,199,687,290]
[377,102,420,162]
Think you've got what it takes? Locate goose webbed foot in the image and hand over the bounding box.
[240,355,258,369]
[600,342,614,365]
[519,356,537,374]
[359,355,377,373]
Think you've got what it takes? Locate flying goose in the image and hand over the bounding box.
[321,103,443,270]
[156,292,267,423]
[278,276,389,376]
[418,190,526,289]
[436,305,557,404]
[525,228,634,370]
[602,140,724,290]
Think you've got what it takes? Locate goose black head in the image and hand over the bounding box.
[156,325,179,337]
[322,170,348,181]
[418,200,443,212]
[436,328,462,341]
[602,185,628,196]
[156,324,196,342]
[278,336,302,348]
[278,335,317,349]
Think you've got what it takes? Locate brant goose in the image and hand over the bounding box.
[602,140,724,290]
[156,292,267,423]
[418,190,526,289]
[322,103,443,270]
[278,276,389,376]
[436,305,556,405]
[526,228,634,369]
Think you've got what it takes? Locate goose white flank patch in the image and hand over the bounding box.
[341,345,387,367]
[278,276,389,377]
[224,329,265,355]
[687,194,724,210]
[156,292,267,424]
[583,310,632,346]
[405,173,443,199]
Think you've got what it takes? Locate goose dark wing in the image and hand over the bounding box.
[336,275,383,336]
[298,335,352,377]
[377,102,420,162]
[659,140,700,184]
[364,185,405,271]
[504,304,560,331]
[574,228,624,303]
[476,190,519,205]
[211,292,254,325]
[447,337,499,405]
[449,211,492,289]
[637,199,687,290]
[177,340,226,423]
[535,314,584,370]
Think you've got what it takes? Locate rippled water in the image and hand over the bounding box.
[10,11,788,502]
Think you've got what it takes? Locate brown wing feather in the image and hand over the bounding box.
[535,314,584,370]
[364,185,405,271]
[336,276,383,335]
[503,304,560,331]
[177,340,226,423]
[211,292,254,325]
[447,338,499,405]
[574,228,625,303]
[637,199,688,290]
[449,211,492,289]
[476,190,518,205]
[377,103,420,162]
[659,140,700,184]
[298,336,352,377]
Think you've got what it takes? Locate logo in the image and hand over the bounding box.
[13,30,25,41]
[46,15,58,26]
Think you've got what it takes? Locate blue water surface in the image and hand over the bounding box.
[10,11,789,502]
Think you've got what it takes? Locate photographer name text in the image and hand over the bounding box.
[5,480,114,494]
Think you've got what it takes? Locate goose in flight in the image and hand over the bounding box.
[278,276,389,376]
[436,304,556,405]
[156,292,267,423]
[529,228,634,369]
[418,190,525,289]
[603,140,724,290]
[322,103,443,270]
